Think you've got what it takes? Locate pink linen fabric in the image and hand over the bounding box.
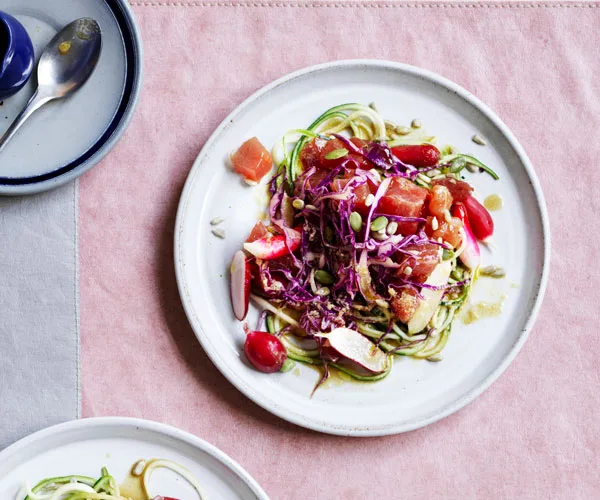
[80,2,600,499]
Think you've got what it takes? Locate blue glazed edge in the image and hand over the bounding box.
[0,0,140,186]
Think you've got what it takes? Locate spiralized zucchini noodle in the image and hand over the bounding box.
[246,103,499,386]
[19,458,206,500]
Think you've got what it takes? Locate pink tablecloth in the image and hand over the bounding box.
[80,2,600,498]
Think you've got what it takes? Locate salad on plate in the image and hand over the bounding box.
[228,103,500,390]
[19,458,205,500]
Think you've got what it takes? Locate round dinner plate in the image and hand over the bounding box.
[175,60,550,436]
[0,0,142,194]
[0,417,268,499]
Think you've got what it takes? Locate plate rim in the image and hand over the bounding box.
[0,416,269,500]
[174,59,551,436]
[0,0,144,195]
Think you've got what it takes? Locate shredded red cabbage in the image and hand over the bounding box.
[251,135,468,338]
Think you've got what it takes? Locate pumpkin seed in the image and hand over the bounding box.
[371,216,388,232]
[325,148,348,160]
[349,211,363,232]
[442,248,454,261]
[315,269,335,285]
[450,157,467,173]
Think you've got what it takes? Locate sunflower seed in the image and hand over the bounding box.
[385,120,397,131]
[369,102,378,112]
[472,134,487,146]
[427,354,443,362]
[365,194,375,207]
[466,162,480,173]
[480,265,506,279]
[316,287,330,296]
[431,217,439,231]
[386,221,398,235]
[210,217,224,225]
[411,118,422,129]
[403,266,413,275]
[372,230,389,241]
[211,229,226,239]
[292,198,305,210]
[395,125,411,136]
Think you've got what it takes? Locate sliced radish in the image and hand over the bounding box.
[463,195,494,241]
[319,327,389,376]
[243,228,301,260]
[230,250,250,320]
[452,202,480,270]
[408,260,452,334]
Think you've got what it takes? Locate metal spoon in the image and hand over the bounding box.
[0,18,101,153]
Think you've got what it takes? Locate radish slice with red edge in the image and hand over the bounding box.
[452,202,480,270]
[463,195,494,241]
[230,250,250,320]
[319,327,389,376]
[243,229,301,260]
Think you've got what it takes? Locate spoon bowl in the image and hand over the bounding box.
[0,18,102,153]
[38,18,101,97]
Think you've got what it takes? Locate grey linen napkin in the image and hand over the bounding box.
[0,182,78,449]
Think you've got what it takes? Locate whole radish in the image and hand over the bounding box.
[244,331,287,373]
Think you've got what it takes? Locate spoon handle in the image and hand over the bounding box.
[0,89,54,154]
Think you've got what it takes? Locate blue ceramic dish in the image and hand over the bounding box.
[0,11,34,99]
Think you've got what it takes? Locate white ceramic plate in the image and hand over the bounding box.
[0,417,268,499]
[175,60,550,436]
[0,0,142,194]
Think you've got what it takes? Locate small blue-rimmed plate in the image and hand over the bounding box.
[0,0,142,195]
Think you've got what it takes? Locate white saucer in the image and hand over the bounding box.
[0,0,142,195]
